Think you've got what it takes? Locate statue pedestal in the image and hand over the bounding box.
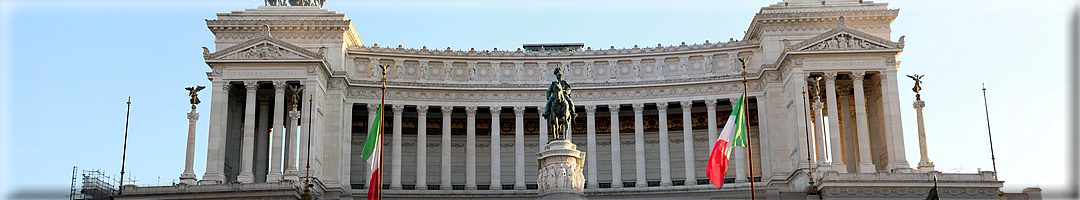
[536,140,587,200]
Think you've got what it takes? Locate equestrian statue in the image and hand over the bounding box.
[542,67,577,141]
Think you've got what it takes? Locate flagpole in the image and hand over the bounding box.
[379,64,389,200]
[981,84,998,181]
[738,58,755,200]
[303,95,313,200]
[801,90,816,195]
[119,97,131,195]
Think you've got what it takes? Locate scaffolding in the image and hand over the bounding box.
[70,169,116,200]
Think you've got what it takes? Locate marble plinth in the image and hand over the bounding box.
[536,140,586,200]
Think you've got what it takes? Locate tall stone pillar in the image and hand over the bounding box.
[851,72,876,173]
[732,97,746,183]
[416,105,429,189]
[465,106,478,190]
[490,106,502,190]
[363,104,379,185]
[914,99,935,172]
[391,104,404,190]
[201,82,229,184]
[440,106,453,190]
[882,72,911,171]
[267,81,286,182]
[284,103,301,182]
[632,103,646,188]
[238,81,258,183]
[608,104,623,188]
[812,99,827,166]
[255,95,270,183]
[514,106,526,190]
[584,105,598,189]
[537,140,586,200]
[180,107,199,185]
[680,100,695,185]
[837,87,857,173]
[824,72,847,172]
[706,100,718,151]
[656,102,672,187]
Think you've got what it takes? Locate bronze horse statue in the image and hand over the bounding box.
[542,67,576,141]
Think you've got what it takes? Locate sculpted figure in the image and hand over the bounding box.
[185,86,206,106]
[542,67,577,141]
[907,74,924,94]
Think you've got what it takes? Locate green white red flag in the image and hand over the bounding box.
[706,94,748,190]
[360,104,384,200]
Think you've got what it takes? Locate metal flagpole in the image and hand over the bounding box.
[119,97,131,195]
[739,58,755,199]
[981,84,1003,197]
[801,90,816,195]
[304,95,313,200]
[378,64,389,200]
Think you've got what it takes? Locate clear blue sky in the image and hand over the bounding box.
[0,0,1075,198]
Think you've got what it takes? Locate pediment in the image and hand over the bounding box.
[204,35,324,61]
[785,17,904,52]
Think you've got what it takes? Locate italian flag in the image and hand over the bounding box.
[706,94,748,190]
[361,104,384,199]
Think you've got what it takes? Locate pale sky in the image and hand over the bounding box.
[0,0,1076,198]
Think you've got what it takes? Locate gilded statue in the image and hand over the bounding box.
[806,76,823,101]
[185,85,206,108]
[287,84,304,108]
[907,74,924,100]
[542,67,577,141]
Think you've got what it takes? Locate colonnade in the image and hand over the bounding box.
[358,97,766,191]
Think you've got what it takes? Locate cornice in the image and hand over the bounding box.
[346,41,759,60]
[744,9,899,41]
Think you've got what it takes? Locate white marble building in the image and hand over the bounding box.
[115,0,1043,199]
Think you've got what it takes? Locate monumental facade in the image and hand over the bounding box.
[114,0,1043,199]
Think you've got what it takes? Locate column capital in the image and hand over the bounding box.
[824,72,838,82]
[608,104,620,113]
[273,81,287,91]
[465,106,477,115]
[188,112,199,121]
[877,72,888,80]
[393,104,406,113]
[705,99,717,108]
[368,104,381,113]
[244,81,259,91]
[513,106,526,115]
[837,86,853,95]
[417,105,429,114]
[585,105,596,114]
[913,100,925,110]
[632,103,645,113]
[851,71,866,82]
[221,83,233,91]
[679,100,693,110]
[656,102,668,111]
[812,101,824,111]
[490,106,502,115]
[442,106,454,115]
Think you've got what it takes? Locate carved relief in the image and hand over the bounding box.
[802,33,887,51]
[225,43,304,59]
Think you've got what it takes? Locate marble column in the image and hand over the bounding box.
[914,99,935,172]
[838,87,857,173]
[852,72,875,173]
[732,97,746,183]
[255,95,270,183]
[180,107,199,185]
[465,106,478,190]
[679,100,695,186]
[585,105,598,189]
[539,105,548,144]
[284,101,301,182]
[341,103,353,189]
[824,72,847,172]
[440,106,452,190]
[267,81,287,182]
[632,103,646,188]
[657,102,672,187]
[237,81,258,183]
[882,72,910,171]
[201,82,229,184]
[416,105,429,189]
[490,106,502,190]
[608,104,623,188]
[514,106,526,190]
[812,96,827,166]
[706,100,717,151]
[391,104,405,190]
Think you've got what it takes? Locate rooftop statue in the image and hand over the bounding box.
[542,67,577,141]
[185,85,206,108]
[265,0,326,7]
